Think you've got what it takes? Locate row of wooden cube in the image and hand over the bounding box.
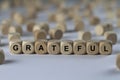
[9,40,112,55]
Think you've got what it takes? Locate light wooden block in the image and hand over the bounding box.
[34,30,47,41]
[55,13,66,22]
[95,24,113,36]
[56,22,67,33]
[0,23,10,35]
[22,41,34,54]
[35,40,47,54]
[89,16,100,25]
[99,40,112,55]
[40,23,49,34]
[9,25,23,35]
[61,40,73,55]
[13,12,25,24]
[86,41,99,55]
[8,32,21,41]
[104,31,117,45]
[26,21,36,32]
[9,40,22,54]
[47,40,60,55]
[73,40,86,55]
[49,28,63,39]
[32,24,41,33]
[74,20,84,31]
[0,49,5,64]
[116,54,120,70]
[78,31,91,41]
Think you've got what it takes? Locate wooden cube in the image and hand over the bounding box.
[0,49,5,64]
[35,40,47,54]
[47,40,60,55]
[9,25,23,35]
[99,40,112,55]
[95,24,113,36]
[0,23,10,35]
[86,41,99,55]
[39,23,49,34]
[116,54,120,70]
[49,28,63,39]
[74,20,84,31]
[104,31,117,45]
[8,32,21,41]
[78,31,91,41]
[61,40,73,55]
[26,21,36,32]
[22,41,34,54]
[89,16,100,25]
[32,24,41,33]
[73,40,86,55]
[13,12,25,24]
[55,13,66,22]
[9,40,22,54]
[33,23,49,33]
[56,22,67,33]
[34,30,47,40]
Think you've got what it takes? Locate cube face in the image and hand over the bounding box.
[95,24,113,36]
[47,40,60,55]
[61,41,73,55]
[9,27,16,33]
[86,41,99,55]
[56,22,67,33]
[32,24,41,33]
[0,49,5,64]
[34,30,47,41]
[35,40,47,54]
[73,40,86,55]
[74,21,84,31]
[78,31,91,41]
[49,29,63,39]
[90,16,100,25]
[95,25,104,36]
[99,40,112,55]
[13,12,25,25]
[40,23,49,33]
[22,41,34,54]
[104,31,117,45]
[27,21,36,32]
[9,40,22,54]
